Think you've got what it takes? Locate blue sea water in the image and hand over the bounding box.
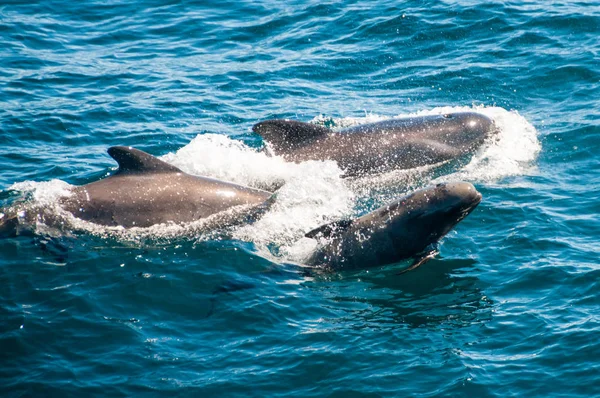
[1,0,599,396]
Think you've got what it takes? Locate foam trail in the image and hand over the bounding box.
[162,134,355,256]
[9,179,73,204]
[162,134,292,191]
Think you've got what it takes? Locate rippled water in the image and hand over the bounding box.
[1,1,599,396]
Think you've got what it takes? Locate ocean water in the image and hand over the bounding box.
[1,0,599,396]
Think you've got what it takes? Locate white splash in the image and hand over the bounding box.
[2,105,539,260]
[161,134,290,191]
[162,134,355,256]
[440,106,541,182]
[9,179,73,204]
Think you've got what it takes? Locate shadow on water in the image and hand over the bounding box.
[305,256,493,330]
[0,215,493,332]
[206,249,493,333]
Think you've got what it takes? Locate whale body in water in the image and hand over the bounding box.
[0,146,274,234]
[253,112,496,177]
[304,182,482,271]
[59,146,274,228]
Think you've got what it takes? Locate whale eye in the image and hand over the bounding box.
[442,114,453,119]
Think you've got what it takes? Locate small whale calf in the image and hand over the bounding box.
[304,182,482,271]
[253,112,496,176]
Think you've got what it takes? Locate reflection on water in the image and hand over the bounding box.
[305,257,493,330]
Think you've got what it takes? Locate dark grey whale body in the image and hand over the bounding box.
[208,183,482,312]
[253,112,496,177]
[304,182,482,271]
[60,146,273,228]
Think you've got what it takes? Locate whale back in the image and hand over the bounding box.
[60,146,273,228]
[252,113,496,176]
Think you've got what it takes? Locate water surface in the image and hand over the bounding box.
[1,1,599,396]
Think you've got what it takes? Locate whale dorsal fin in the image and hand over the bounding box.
[305,219,353,239]
[107,146,182,174]
[252,120,330,152]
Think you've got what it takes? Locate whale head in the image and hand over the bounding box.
[434,112,496,150]
[373,182,482,255]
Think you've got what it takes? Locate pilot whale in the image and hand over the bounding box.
[304,182,482,271]
[253,112,496,177]
[54,146,274,228]
[0,146,273,236]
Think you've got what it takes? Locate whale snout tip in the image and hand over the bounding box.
[445,111,494,135]
[464,112,495,133]
[469,188,483,209]
[438,112,497,146]
[436,181,482,206]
